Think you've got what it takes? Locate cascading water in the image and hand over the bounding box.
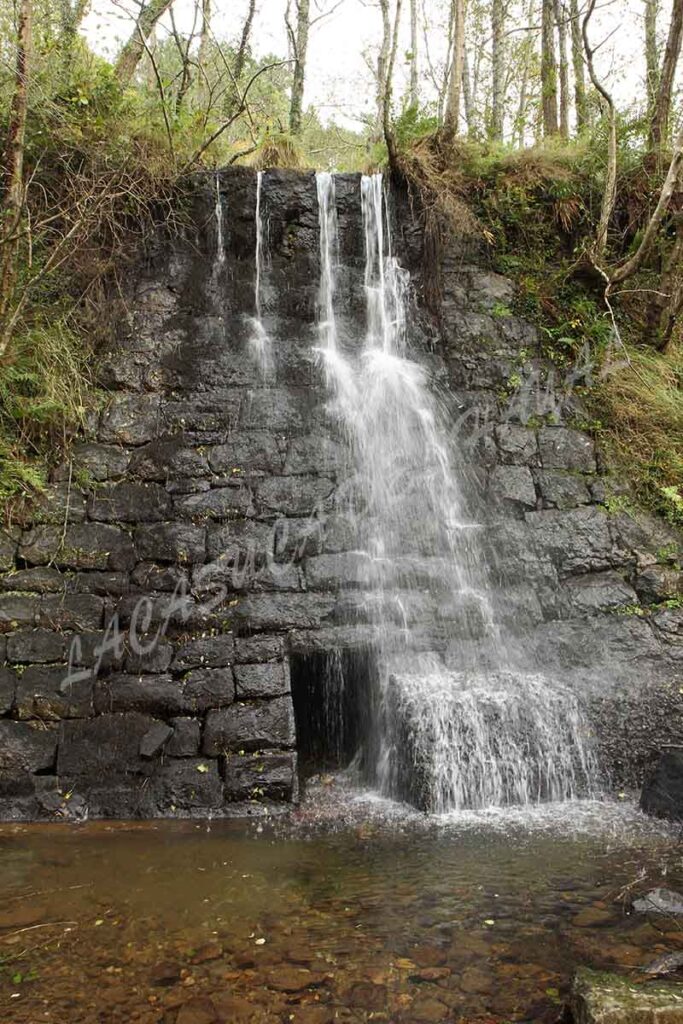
[213,173,225,271]
[247,170,272,375]
[315,171,598,813]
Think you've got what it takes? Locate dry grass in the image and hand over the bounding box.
[250,134,307,170]
[600,341,683,523]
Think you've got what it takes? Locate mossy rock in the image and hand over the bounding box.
[572,967,683,1024]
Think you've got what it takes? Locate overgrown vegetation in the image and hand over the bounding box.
[397,129,682,526]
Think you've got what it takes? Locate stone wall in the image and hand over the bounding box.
[0,168,680,819]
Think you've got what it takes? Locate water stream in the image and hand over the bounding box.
[315,172,597,813]
[247,169,272,376]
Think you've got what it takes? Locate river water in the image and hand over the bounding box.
[1,793,681,1023]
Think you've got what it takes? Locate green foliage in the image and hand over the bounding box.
[393,104,439,150]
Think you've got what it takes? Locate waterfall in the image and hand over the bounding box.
[314,171,598,813]
[247,170,271,376]
[213,173,225,269]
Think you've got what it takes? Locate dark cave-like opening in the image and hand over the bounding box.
[290,647,379,780]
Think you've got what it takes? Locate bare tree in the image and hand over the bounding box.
[541,0,559,135]
[490,0,505,139]
[0,0,32,351]
[582,0,616,259]
[287,0,311,135]
[409,0,419,106]
[114,0,175,86]
[444,0,466,136]
[234,0,257,85]
[376,0,392,134]
[554,0,569,138]
[649,0,683,150]
[383,0,404,160]
[644,0,660,119]
[569,0,587,129]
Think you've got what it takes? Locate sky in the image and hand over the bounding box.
[82,0,679,132]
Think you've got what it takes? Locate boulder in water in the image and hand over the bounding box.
[572,967,683,1024]
[631,888,683,916]
[640,748,683,820]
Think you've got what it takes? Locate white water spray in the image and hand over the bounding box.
[315,171,598,812]
[247,170,272,376]
[213,173,225,271]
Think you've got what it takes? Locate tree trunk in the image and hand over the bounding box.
[611,123,683,283]
[409,0,418,107]
[490,0,504,140]
[376,0,391,136]
[289,0,310,136]
[541,0,559,136]
[569,0,587,130]
[198,0,211,73]
[0,0,31,356]
[383,0,404,163]
[444,0,466,137]
[462,45,473,132]
[644,0,660,119]
[114,0,174,87]
[655,212,683,351]
[649,0,683,150]
[583,0,616,260]
[234,0,257,85]
[554,0,569,138]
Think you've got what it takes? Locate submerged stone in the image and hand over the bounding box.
[641,749,683,821]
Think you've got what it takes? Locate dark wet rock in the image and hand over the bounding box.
[304,552,370,590]
[256,475,334,516]
[632,888,683,916]
[57,713,160,773]
[488,464,537,509]
[181,668,235,708]
[139,721,174,758]
[524,507,615,576]
[538,426,596,473]
[204,696,296,753]
[0,720,57,772]
[233,594,335,631]
[536,470,592,509]
[167,716,201,756]
[7,629,66,663]
[222,751,297,801]
[171,634,234,670]
[15,665,93,719]
[135,523,207,564]
[495,424,539,465]
[0,566,65,593]
[0,666,16,713]
[94,671,232,716]
[640,749,683,821]
[99,394,162,445]
[234,661,290,698]
[572,966,683,1024]
[234,634,285,663]
[153,758,223,814]
[125,640,174,673]
[88,481,171,522]
[175,485,253,519]
[209,431,282,474]
[20,523,136,571]
[556,572,638,617]
[635,565,683,605]
[58,441,130,482]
